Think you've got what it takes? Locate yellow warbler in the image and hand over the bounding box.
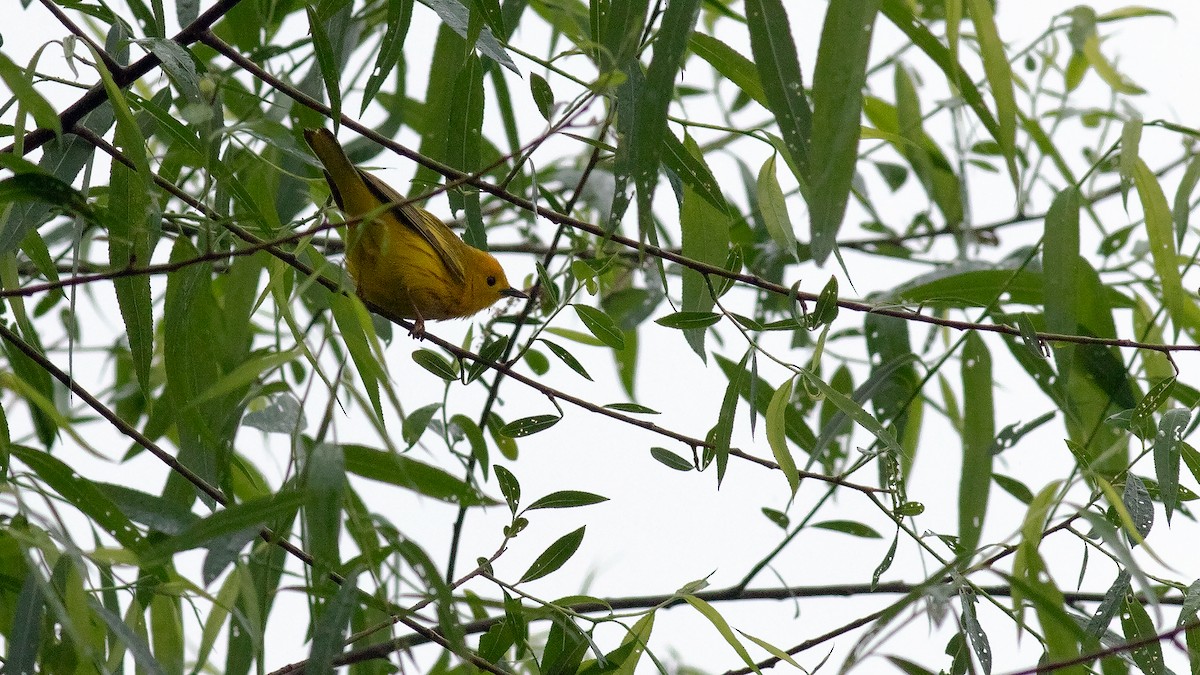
[304,128,527,336]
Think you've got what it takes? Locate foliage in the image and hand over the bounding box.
[1,0,1199,673]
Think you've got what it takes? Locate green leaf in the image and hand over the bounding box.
[330,295,386,422]
[809,275,840,329]
[712,350,752,482]
[688,33,768,107]
[361,0,413,114]
[541,339,593,381]
[500,415,561,438]
[656,311,723,329]
[495,464,520,512]
[527,491,609,510]
[1043,186,1080,377]
[10,446,143,550]
[878,0,1002,143]
[683,595,761,673]
[756,154,799,262]
[1122,592,1167,674]
[766,377,800,495]
[1121,474,1153,541]
[574,305,627,350]
[965,0,1017,183]
[650,447,693,471]
[1153,409,1189,523]
[679,132,732,358]
[308,570,359,674]
[0,51,61,137]
[402,403,441,447]
[812,520,882,538]
[959,332,994,558]
[808,0,879,261]
[604,403,659,414]
[140,491,307,567]
[1133,157,1200,341]
[412,348,459,382]
[801,367,902,456]
[530,72,554,120]
[306,6,342,123]
[746,0,811,177]
[343,444,495,506]
[520,526,585,583]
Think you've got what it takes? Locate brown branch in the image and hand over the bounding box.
[281,580,1192,673]
[12,0,247,155]
[0,321,320,570]
[197,30,1200,356]
[1007,618,1200,675]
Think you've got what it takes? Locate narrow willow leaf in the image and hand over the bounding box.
[1173,155,1200,243]
[683,595,760,672]
[628,0,702,243]
[679,132,731,358]
[757,154,799,262]
[650,447,693,471]
[688,33,768,107]
[574,305,627,350]
[801,368,902,456]
[655,312,722,329]
[1133,157,1200,341]
[1012,475,1060,629]
[0,51,61,136]
[766,377,800,495]
[958,586,993,675]
[1084,571,1131,638]
[964,0,1016,184]
[871,532,899,589]
[527,491,609,510]
[530,72,554,119]
[878,0,1001,142]
[960,332,994,558]
[1131,376,1176,438]
[713,351,752,482]
[1080,27,1145,94]
[809,275,839,329]
[362,0,413,113]
[1043,186,1080,378]
[1121,592,1167,674]
[401,403,441,447]
[520,526,585,583]
[344,444,494,506]
[1153,408,1188,523]
[808,0,878,262]
[812,520,882,538]
[499,414,561,438]
[308,570,358,674]
[140,491,307,566]
[11,445,142,550]
[541,339,592,381]
[738,630,805,670]
[413,349,458,382]
[494,464,520,512]
[306,6,342,123]
[1014,313,1046,359]
[1119,112,1143,205]
[746,0,812,175]
[604,403,659,414]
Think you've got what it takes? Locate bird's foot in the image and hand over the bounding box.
[408,318,426,340]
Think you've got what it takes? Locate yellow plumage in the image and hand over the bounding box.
[304,128,526,335]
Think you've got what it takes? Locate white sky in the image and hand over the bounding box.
[4,1,1200,673]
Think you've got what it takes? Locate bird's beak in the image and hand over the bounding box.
[501,287,529,300]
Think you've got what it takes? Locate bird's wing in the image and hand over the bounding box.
[358,170,467,285]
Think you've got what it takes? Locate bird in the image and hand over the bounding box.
[304,128,527,337]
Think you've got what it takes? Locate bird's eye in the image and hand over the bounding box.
[487,275,497,287]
